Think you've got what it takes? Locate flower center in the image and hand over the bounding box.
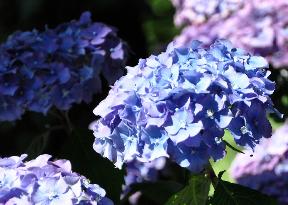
[62,90,70,97]
[240,126,249,135]
[48,191,59,200]
[206,109,214,118]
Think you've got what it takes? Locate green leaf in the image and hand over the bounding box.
[165,174,211,205]
[210,180,278,205]
[125,181,183,205]
[59,128,124,204]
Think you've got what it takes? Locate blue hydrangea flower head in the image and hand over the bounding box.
[0,11,127,121]
[231,123,288,205]
[0,154,114,204]
[90,40,279,172]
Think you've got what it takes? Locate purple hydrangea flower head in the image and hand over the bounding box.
[174,0,288,68]
[0,154,113,205]
[172,0,243,26]
[0,11,127,122]
[230,123,288,205]
[90,39,278,172]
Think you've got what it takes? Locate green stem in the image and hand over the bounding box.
[64,111,73,133]
[25,125,64,158]
[48,109,63,120]
[206,163,218,188]
[58,110,73,134]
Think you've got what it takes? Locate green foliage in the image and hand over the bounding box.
[269,116,283,130]
[210,179,277,205]
[166,175,211,205]
[144,0,179,53]
[148,0,174,15]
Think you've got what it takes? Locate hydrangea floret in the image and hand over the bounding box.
[0,154,113,205]
[231,123,288,205]
[90,39,278,172]
[0,11,127,121]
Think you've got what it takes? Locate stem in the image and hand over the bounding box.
[58,110,73,134]
[183,167,190,184]
[206,163,218,188]
[49,109,74,135]
[25,125,64,157]
[64,111,73,133]
[48,109,63,120]
[46,125,65,132]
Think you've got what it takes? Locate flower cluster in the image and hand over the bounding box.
[0,154,113,205]
[231,123,288,205]
[172,0,243,26]
[174,0,288,68]
[0,11,127,122]
[90,39,277,172]
[122,158,166,204]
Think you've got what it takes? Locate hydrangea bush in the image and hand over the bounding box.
[90,39,278,172]
[231,123,288,204]
[0,154,113,205]
[174,0,288,68]
[172,0,243,26]
[0,11,127,122]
